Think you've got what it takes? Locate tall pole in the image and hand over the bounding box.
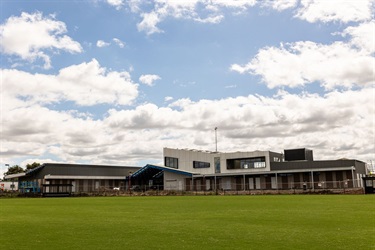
[215,127,218,152]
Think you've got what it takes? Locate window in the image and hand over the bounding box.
[165,157,178,169]
[193,161,210,168]
[227,157,266,169]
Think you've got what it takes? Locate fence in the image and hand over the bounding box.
[70,179,365,196]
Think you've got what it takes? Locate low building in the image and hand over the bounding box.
[134,147,366,191]
[4,148,368,194]
[5,163,140,196]
[0,181,18,191]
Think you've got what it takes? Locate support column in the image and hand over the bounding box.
[311,171,314,191]
[214,175,217,192]
[351,167,355,188]
[275,173,278,190]
[243,174,246,191]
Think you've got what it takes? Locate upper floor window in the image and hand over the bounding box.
[165,157,178,169]
[193,161,210,169]
[227,157,266,169]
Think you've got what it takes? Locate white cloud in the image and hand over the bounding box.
[164,96,173,102]
[113,38,125,48]
[137,11,164,35]
[103,88,374,160]
[2,85,374,169]
[2,59,139,106]
[139,74,161,86]
[0,12,82,69]
[263,0,298,11]
[107,0,124,10]
[231,40,374,89]
[107,0,374,35]
[135,0,257,35]
[340,20,375,54]
[296,0,374,23]
[96,40,110,47]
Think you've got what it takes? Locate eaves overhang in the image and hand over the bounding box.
[130,164,199,178]
[4,173,26,179]
[194,166,355,178]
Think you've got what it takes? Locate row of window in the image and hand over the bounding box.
[165,157,266,170]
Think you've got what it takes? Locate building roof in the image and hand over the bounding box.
[4,163,140,180]
[130,164,198,178]
[195,166,356,178]
[4,172,26,179]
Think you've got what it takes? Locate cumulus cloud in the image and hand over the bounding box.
[96,40,110,47]
[231,18,375,90]
[340,20,375,54]
[103,88,374,160]
[0,12,82,69]
[2,59,139,106]
[110,0,375,35]
[231,41,374,89]
[135,0,257,35]
[296,0,374,23]
[139,74,161,86]
[2,86,374,171]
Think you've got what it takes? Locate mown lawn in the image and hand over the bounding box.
[0,195,374,249]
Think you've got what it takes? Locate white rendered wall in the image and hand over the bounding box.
[164,171,186,191]
[163,148,272,175]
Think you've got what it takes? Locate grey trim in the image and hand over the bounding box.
[44,175,126,180]
[195,166,355,178]
[4,173,26,179]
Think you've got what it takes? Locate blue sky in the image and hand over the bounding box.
[1,0,374,174]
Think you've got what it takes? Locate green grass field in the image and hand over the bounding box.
[0,195,374,249]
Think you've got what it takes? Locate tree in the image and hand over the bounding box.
[3,165,24,178]
[25,162,41,171]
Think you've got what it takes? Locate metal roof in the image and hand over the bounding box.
[4,172,26,179]
[130,164,198,178]
[44,175,126,180]
[195,166,356,178]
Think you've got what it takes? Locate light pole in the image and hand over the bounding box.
[128,171,132,194]
[215,127,218,152]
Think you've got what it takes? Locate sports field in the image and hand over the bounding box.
[0,195,374,249]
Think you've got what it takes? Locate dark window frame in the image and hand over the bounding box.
[193,161,210,169]
[165,157,179,169]
[227,157,266,170]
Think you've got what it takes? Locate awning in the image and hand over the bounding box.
[44,175,126,180]
[130,164,198,179]
[4,173,26,179]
